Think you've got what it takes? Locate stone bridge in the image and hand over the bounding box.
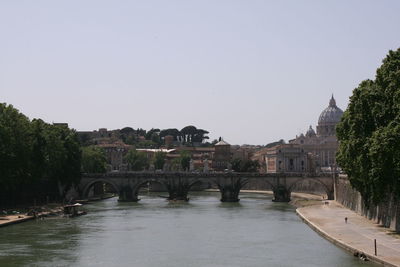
[78,172,335,202]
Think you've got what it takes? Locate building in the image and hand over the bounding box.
[265,144,309,173]
[96,140,132,171]
[259,95,343,173]
[289,95,343,170]
[212,140,231,171]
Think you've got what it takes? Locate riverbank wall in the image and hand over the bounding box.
[242,178,326,195]
[335,174,400,232]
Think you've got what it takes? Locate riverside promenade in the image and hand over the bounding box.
[297,201,400,266]
[0,214,34,227]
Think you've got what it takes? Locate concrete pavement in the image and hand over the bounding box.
[297,201,400,266]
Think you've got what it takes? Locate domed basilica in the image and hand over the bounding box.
[289,95,343,169]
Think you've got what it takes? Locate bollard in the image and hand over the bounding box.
[374,239,377,256]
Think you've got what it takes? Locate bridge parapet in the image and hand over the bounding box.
[79,171,335,202]
[82,171,334,179]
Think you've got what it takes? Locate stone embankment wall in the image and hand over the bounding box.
[243,179,326,195]
[335,175,400,232]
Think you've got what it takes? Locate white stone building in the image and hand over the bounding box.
[289,95,344,169]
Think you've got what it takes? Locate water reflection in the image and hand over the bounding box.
[0,192,377,267]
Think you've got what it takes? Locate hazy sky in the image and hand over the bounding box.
[1,1,399,145]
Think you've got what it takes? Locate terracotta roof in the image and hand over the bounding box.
[215,140,230,146]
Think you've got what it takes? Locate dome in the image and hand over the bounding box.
[318,95,343,125]
[306,125,316,137]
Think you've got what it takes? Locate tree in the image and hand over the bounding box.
[81,146,107,173]
[160,128,180,141]
[0,104,82,205]
[336,48,400,205]
[41,123,82,197]
[181,125,197,143]
[192,129,209,143]
[153,151,166,170]
[145,128,160,140]
[231,158,260,172]
[231,158,242,172]
[179,151,191,171]
[0,103,33,204]
[125,149,149,171]
[120,127,137,145]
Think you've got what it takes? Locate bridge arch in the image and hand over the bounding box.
[287,176,334,199]
[131,179,167,197]
[81,178,120,198]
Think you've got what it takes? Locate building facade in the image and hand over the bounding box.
[289,95,343,170]
[265,144,309,173]
[261,95,343,173]
[212,140,231,171]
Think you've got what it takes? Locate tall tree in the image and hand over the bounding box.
[0,104,82,205]
[336,48,400,205]
[181,125,197,143]
[0,103,32,204]
[153,151,166,170]
[179,151,191,171]
[81,146,107,173]
[125,149,149,171]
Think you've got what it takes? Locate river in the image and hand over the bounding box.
[0,192,376,267]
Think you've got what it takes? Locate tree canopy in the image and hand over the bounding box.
[336,48,400,205]
[0,104,82,206]
[125,149,149,171]
[153,151,166,170]
[231,158,260,172]
[81,146,107,173]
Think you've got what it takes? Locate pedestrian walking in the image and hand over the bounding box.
[345,217,348,223]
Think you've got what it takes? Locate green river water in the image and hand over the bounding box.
[0,192,377,267]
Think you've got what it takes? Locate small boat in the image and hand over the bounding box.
[63,203,87,218]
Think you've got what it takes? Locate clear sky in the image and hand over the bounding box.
[1,1,399,145]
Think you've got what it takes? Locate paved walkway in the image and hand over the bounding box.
[0,214,34,227]
[297,201,400,267]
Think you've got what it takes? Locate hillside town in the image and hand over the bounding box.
[77,95,343,174]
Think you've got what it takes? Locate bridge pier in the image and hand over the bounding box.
[216,177,247,202]
[118,186,139,202]
[165,177,191,201]
[272,185,291,202]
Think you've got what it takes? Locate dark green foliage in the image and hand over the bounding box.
[120,127,135,134]
[153,152,166,170]
[118,125,209,146]
[159,128,180,141]
[0,104,32,197]
[179,151,191,171]
[231,158,260,172]
[0,104,82,206]
[336,48,400,205]
[177,125,210,144]
[145,128,160,140]
[77,132,93,146]
[81,146,107,173]
[125,149,149,171]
